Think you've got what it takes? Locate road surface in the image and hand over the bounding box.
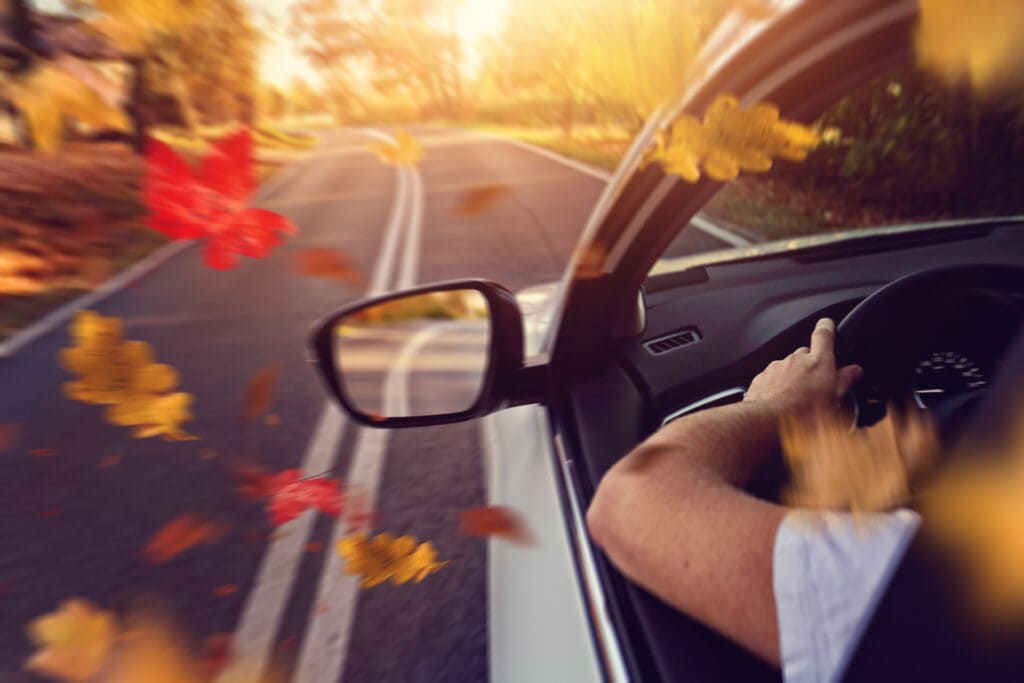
[0,126,739,682]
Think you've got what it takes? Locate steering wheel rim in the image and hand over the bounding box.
[835,263,1024,430]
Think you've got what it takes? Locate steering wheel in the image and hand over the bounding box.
[835,264,1024,442]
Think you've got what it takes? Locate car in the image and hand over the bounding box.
[308,0,1024,680]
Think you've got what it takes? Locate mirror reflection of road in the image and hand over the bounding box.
[0,126,740,682]
[338,319,490,419]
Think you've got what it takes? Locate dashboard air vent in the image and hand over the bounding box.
[644,328,701,355]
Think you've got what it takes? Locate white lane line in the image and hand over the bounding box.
[292,323,442,683]
[0,240,195,358]
[478,131,612,182]
[398,168,423,289]
[216,129,411,682]
[689,212,752,247]
[218,402,346,678]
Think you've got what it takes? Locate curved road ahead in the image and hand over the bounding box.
[0,126,735,682]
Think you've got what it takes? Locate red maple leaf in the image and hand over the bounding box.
[144,129,297,270]
[266,469,344,527]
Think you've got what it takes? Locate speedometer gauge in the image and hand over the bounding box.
[912,351,987,406]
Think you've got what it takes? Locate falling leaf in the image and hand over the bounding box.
[648,94,820,183]
[336,532,449,589]
[267,470,343,527]
[916,0,1024,94]
[294,248,364,287]
[102,609,205,683]
[142,514,227,565]
[229,459,277,500]
[6,62,131,154]
[200,448,219,460]
[305,541,324,553]
[264,413,282,428]
[197,633,233,677]
[923,413,1024,623]
[366,128,424,166]
[314,603,329,615]
[0,424,19,451]
[38,507,62,519]
[25,599,116,682]
[144,129,298,270]
[242,363,282,421]
[453,184,511,216]
[31,447,56,457]
[60,311,195,441]
[212,585,238,598]
[99,454,122,468]
[781,407,938,513]
[459,506,533,545]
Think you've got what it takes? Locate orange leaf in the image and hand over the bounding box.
[31,447,56,457]
[229,459,277,499]
[459,506,533,544]
[198,633,233,677]
[142,514,226,565]
[453,184,511,217]
[0,423,19,451]
[305,541,324,553]
[98,454,122,468]
[212,584,238,598]
[200,448,219,460]
[242,363,282,420]
[263,413,282,428]
[293,248,364,287]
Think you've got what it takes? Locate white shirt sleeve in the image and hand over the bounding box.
[772,509,921,682]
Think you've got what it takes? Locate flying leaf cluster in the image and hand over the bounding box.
[4,62,131,155]
[60,311,195,441]
[25,599,116,683]
[144,129,298,270]
[649,94,820,183]
[781,406,938,513]
[923,415,1024,622]
[266,469,344,527]
[336,532,449,589]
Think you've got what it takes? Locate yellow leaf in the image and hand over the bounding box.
[336,532,448,589]
[5,63,131,154]
[648,94,820,183]
[781,407,938,513]
[61,311,195,440]
[367,128,423,167]
[923,413,1024,623]
[25,599,117,683]
[916,0,1024,94]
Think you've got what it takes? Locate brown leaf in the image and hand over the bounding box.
[459,506,533,544]
[31,447,56,457]
[228,459,277,500]
[199,448,219,460]
[198,633,233,677]
[142,514,226,565]
[453,184,511,217]
[0,424,19,451]
[263,413,282,428]
[37,506,61,519]
[305,541,324,553]
[293,248,364,287]
[243,363,282,421]
[98,454,122,468]
[212,584,238,598]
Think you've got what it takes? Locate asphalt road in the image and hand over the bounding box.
[0,126,736,682]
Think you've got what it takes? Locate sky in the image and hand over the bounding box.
[34,0,510,90]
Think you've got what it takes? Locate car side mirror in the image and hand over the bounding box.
[308,279,535,428]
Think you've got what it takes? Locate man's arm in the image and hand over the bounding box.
[586,318,862,665]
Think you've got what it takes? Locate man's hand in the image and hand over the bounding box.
[745,318,863,415]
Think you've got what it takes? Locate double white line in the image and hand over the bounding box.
[217,129,424,683]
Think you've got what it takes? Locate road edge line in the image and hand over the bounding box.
[0,239,195,358]
[475,131,612,182]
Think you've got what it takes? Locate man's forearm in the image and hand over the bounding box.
[634,399,782,486]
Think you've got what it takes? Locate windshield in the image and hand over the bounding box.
[651,64,1024,275]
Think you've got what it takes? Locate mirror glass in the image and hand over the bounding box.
[333,289,492,420]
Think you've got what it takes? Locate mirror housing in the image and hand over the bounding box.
[309,279,538,428]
